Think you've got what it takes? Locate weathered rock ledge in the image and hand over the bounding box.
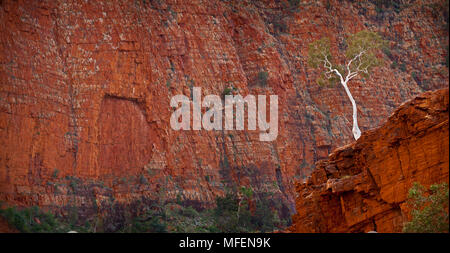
[289,88,449,233]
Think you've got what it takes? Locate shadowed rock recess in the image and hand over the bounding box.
[0,0,448,224]
[289,88,449,233]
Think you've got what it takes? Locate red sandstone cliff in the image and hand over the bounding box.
[289,88,449,233]
[0,0,448,218]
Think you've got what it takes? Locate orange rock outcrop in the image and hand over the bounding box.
[289,88,449,233]
[0,0,448,219]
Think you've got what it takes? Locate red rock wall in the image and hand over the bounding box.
[0,0,448,216]
[289,88,449,232]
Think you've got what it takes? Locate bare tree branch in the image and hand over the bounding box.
[322,54,344,83]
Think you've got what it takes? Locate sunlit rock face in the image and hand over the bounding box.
[289,88,449,233]
[0,0,448,218]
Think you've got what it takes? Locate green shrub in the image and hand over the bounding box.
[251,196,275,232]
[288,0,300,8]
[374,0,402,14]
[129,211,168,233]
[256,71,269,87]
[391,61,398,69]
[52,169,59,178]
[139,175,148,184]
[0,205,82,233]
[222,87,233,97]
[182,206,199,218]
[272,21,288,34]
[382,46,392,58]
[411,71,418,81]
[375,6,383,14]
[212,189,284,232]
[214,193,238,217]
[403,182,449,233]
[1,189,290,233]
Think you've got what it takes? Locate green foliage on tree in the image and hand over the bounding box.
[240,186,253,199]
[213,192,241,232]
[251,195,275,232]
[307,37,332,69]
[307,30,385,140]
[403,182,449,233]
[308,30,385,86]
[345,30,384,72]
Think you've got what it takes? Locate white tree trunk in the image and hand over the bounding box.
[341,81,361,140]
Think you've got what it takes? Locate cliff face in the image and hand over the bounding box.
[289,88,449,233]
[0,0,448,218]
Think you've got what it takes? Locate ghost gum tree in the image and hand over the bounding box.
[308,30,385,140]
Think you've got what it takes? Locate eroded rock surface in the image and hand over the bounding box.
[0,0,448,218]
[289,88,449,232]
